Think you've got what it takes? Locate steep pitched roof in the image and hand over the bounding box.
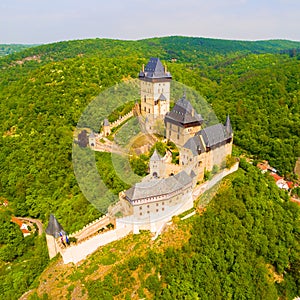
[198,123,228,148]
[150,149,162,162]
[125,170,192,202]
[158,93,167,101]
[45,214,66,238]
[164,95,203,127]
[139,57,172,79]
[224,115,233,136]
[183,135,205,156]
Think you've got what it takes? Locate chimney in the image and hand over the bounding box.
[142,64,145,72]
[164,64,167,73]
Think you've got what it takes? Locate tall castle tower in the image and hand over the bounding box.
[139,58,172,131]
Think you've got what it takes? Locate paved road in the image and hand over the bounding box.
[19,217,43,235]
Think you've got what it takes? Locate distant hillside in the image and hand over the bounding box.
[1,36,300,65]
[0,44,38,57]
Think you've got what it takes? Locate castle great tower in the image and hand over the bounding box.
[139,57,172,123]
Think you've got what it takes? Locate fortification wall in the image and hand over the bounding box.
[71,215,113,241]
[61,226,132,264]
[110,111,133,129]
[192,161,239,201]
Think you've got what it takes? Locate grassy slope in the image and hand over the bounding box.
[22,217,193,300]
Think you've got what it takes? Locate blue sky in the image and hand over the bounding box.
[0,0,299,44]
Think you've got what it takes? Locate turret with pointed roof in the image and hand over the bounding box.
[224,115,233,137]
[102,118,111,136]
[149,149,165,179]
[150,149,162,162]
[45,214,66,238]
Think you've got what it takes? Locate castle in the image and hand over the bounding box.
[115,57,233,233]
[46,57,235,263]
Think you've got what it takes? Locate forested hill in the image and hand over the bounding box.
[0,36,299,226]
[0,44,38,57]
[2,36,300,64]
[0,36,300,299]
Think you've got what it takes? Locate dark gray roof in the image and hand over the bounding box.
[198,123,228,148]
[158,93,167,101]
[190,170,197,178]
[183,135,205,156]
[150,149,162,162]
[139,57,172,79]
[125,170,192,202]
[45,214,66,238]
[165,95,203,127]
[224,115,233,136]
[103,118,110,126]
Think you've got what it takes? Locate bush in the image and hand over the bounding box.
[226,155,236,169]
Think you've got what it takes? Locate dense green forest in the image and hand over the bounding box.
[0,211,49,299]
[0,36,300,299]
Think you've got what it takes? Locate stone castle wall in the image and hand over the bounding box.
[61,226,132,264]
[110,111,133,129]
[71,215,114,242]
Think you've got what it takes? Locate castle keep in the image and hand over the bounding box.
[138,57,172,133]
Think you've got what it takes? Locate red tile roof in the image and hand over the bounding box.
[11,216,23,227]
[269,172,282,182]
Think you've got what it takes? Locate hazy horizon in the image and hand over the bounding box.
[1,0,299,44]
